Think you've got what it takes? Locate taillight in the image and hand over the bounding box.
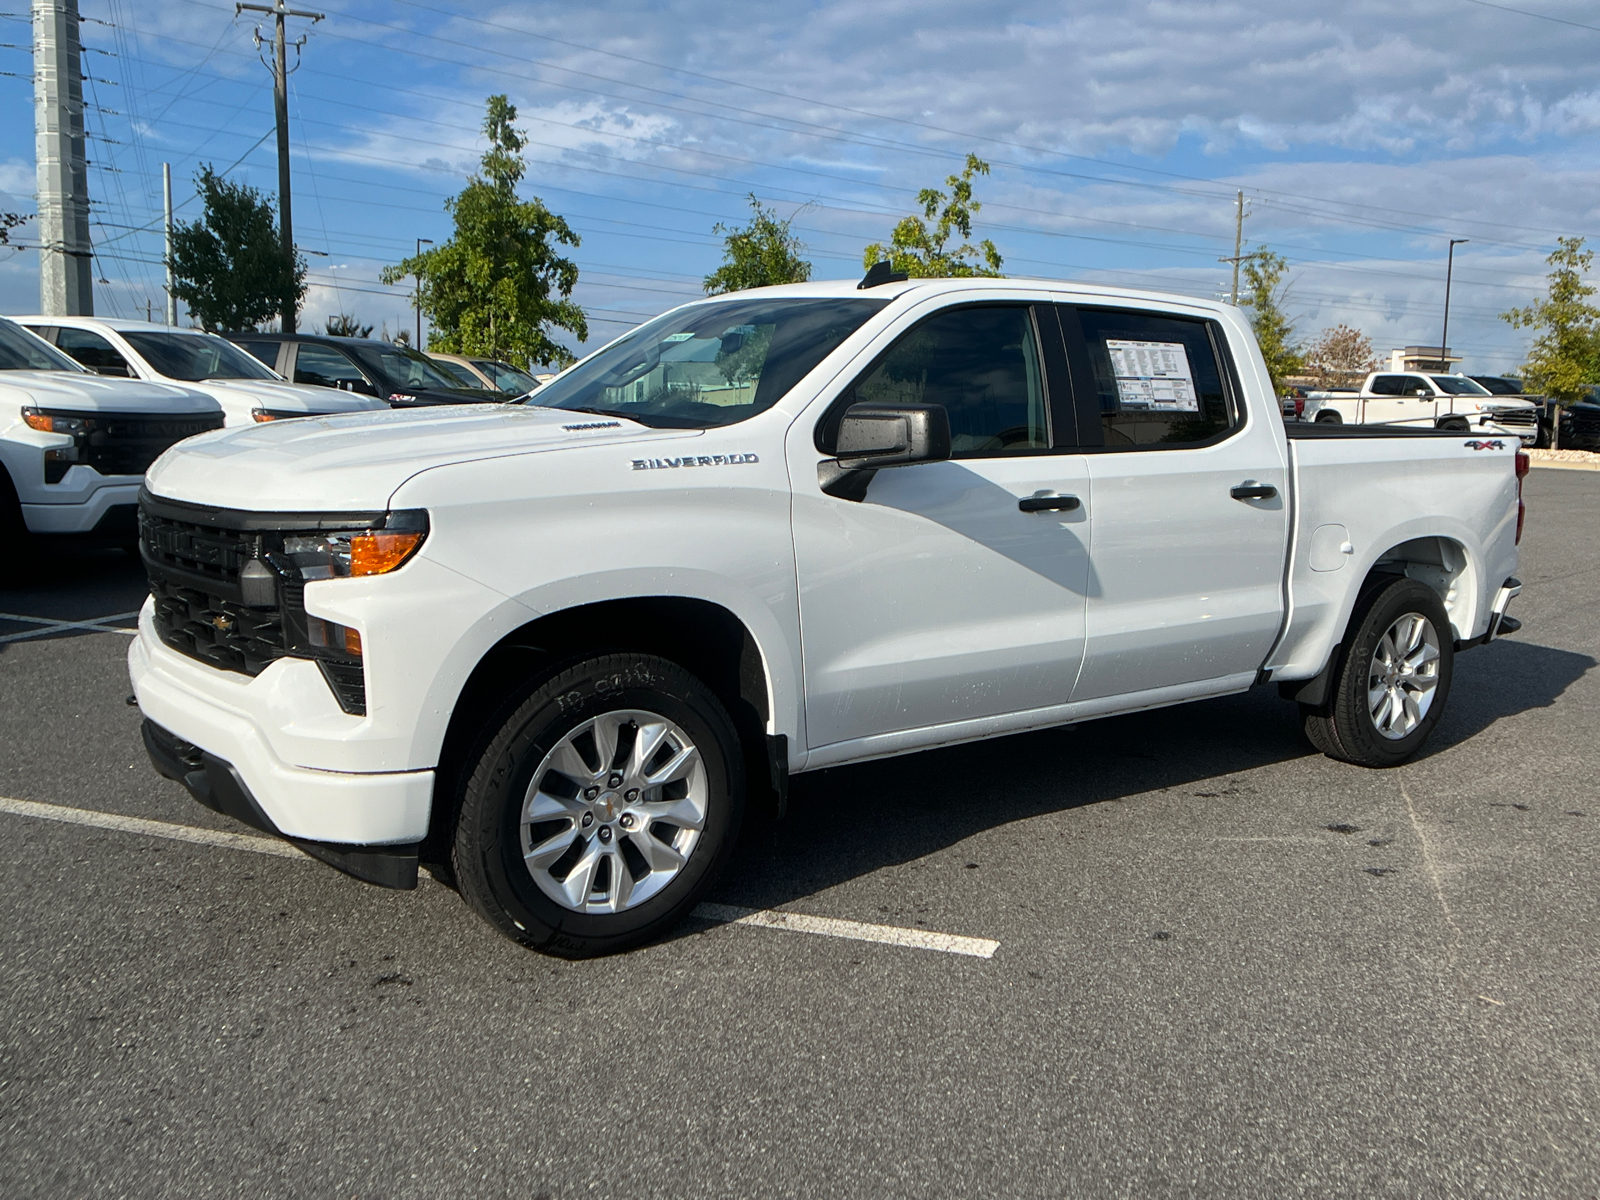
[1294,398,1306,418]
[1515,450,1528,543]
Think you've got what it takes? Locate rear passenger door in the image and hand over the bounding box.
[1056,304,1290,702]
[291,343,380,395]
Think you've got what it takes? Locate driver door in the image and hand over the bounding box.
[789,299,1092,758]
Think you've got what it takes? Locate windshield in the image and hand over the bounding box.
[434,359,486,388]
[1431,375,1491,396]
[0,318,86,372]
[475,360,540,394]
[528,297,888,428]
[368,347,464,391]
[1472,376,1522,395]
[123,331,279,381]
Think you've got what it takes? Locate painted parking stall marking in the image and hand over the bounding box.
[0,609,141,644]
[0,796,1000,961]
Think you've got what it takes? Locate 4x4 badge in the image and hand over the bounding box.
[1464,439,1506,450]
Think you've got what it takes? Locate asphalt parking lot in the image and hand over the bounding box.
[1,469,1596,1198]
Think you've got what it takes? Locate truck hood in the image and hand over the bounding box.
[0,370,219,414]
[145,402,699,510]
[188,378,389,416]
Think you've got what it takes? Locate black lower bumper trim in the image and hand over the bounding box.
[141,719,418,890]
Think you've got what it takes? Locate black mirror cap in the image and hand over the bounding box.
[835,402,951,469]
[858,260,910,289]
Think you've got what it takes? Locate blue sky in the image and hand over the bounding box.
[3,0,1599,372]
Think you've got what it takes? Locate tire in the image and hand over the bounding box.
[0,468,34,590]
[1300,577,1454,768]
[452,652,745,957]
[1439,417,1470,432]
[1315,411,1343,425]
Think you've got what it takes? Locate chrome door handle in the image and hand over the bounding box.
[1230,483,1277,500]
[1018,493,1081,513]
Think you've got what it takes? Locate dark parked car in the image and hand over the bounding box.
[1565,390,1600,450]
[226,333,500,407]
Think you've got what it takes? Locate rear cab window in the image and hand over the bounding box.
[1057,305,1236,449]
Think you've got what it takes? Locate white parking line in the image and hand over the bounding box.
[0,610,142,644]
[0,796,999,960]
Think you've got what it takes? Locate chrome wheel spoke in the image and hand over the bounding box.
[1366,611,1442,740]
[520,706,708,915]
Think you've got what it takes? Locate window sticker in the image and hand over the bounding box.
[1105,339,1199,411]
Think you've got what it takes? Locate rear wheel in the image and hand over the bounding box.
[452,652,745,957]
[1439,416,1470,432]
[1300,577,1454,768]
[1315,410,1343,425]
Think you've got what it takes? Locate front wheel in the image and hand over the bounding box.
[452,652,745,957]
[1301,577,1454,768]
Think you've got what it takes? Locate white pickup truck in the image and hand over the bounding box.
[128,274,1528,957]
[0,316,223,569]
[1302,371,1540,444]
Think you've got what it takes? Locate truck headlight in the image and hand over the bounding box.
[277,509,428,580]
[22,408,88,435]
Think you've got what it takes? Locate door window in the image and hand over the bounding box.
[831,305,1048,456]
[234,340,282,369]
[1067,308,1233,448]
[293,343,374,392]
[1369,375,1407,396]
[54,327,134,377]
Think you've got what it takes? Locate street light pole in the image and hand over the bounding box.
[1440,238,1469,374]
[414,237,433,348]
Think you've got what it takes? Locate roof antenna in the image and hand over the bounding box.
[858,260,909,290]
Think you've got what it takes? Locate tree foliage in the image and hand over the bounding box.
[381,95,586,369]
[1304,323,1377,388]
[1501,236,1600,404]
[1241,249,1304,395]
[324,313,373,338]
[0,211,27,246]
[167,167,305,332]
[863,153,1003,278]
[703,195,811,294]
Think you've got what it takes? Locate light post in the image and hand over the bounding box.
[1440,238,1468,373]
[414,237,433,348]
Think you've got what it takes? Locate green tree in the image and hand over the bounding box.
[863,153,1003,278]
[1501,236,1600,405]
[324,313,373,338]
[381,95,586,369]
[167,167,305,332]
[1241,248,1304,395]
[703,195,811,294]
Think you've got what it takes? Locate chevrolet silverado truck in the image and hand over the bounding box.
[129,273,1528,957]
[0,316,222,572]
[1302,371,1539,443]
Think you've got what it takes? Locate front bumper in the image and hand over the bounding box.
[141,720,419,888]
[129,607,434,851]
[21,480,141,534]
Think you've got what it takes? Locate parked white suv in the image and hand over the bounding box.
[129,275,1527,957]
[0,316,221,565]
[21,317,388,425]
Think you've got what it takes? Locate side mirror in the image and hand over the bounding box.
[1414,388,1431,398]
[820,402,951,500]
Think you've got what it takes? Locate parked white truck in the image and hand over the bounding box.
[0,316,223,569]
[1302,371,1539,443]
[129,274,1528,957]
[20,317,389,425]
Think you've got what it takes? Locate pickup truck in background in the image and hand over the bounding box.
[22,317,389,426]
[1302,371,1539,443]
[129,274,1528,958]
[0,315,222,575]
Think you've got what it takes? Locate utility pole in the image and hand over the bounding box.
[414,237,433,348]
[1218,190,1249,305]
[236,0,323,333]
[32,0,94,315]
[1440,238,1469,375]
[162,161,176,324]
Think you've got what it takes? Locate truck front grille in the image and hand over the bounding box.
[1487,408,1536,428]
[138,492,368,715]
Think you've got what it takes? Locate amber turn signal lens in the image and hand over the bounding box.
[252,409,277,423]
[23,411,54,432]
[349,530,424,577]
[343,627,362,656]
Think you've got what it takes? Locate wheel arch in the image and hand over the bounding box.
[1368,534,1476,641]
[425,595,778,869]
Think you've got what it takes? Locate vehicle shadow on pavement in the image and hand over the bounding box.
[710,636,1595,917]
[0,546,149,657]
